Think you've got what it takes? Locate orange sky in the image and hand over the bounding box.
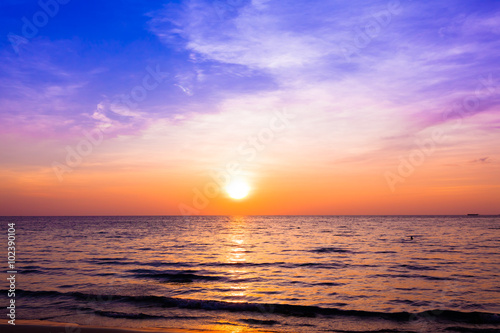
[1,134,498,215]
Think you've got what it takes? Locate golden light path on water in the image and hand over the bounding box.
[225,217,249,302]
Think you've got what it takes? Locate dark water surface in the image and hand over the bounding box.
[1,215,499,332]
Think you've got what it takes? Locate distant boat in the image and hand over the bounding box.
[467,214,479,216]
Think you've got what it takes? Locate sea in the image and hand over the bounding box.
[1,215,499,333]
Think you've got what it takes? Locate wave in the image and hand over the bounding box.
[313,282,345,286]
[18,265,64,272]
[280,262,347,269]
[17,289,500,325]
[239,318,279,326]
[21,269,46,274]
[128,269,223,283]
[85,258,136,266]
[445,327,500,332]
[310,247,353,253]
[96,313,206,321]
[370,273,454,281]
[396,264,437,271]
[84,258,289,269]
[94,310,163,319]
[207,262,281,267]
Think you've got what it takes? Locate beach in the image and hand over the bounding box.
[0,319,279,333]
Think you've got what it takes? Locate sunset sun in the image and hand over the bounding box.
[226,180,251,200]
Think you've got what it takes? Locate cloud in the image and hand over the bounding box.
[88,101,148,136]
[470,157,492,164]
[143,0,500,165]
[2,0,500,174]
[148,0,350,72]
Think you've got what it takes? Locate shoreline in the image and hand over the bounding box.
[0,320,282,333]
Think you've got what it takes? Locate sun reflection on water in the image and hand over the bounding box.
[224,217,251,301]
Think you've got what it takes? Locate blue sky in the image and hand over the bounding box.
[2,1,499,122]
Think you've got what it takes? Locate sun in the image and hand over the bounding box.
[226,179,251,200]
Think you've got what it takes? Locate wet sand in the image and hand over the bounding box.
[0,320,281,333]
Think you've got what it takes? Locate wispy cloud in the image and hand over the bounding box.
[470,157,492,164]
[146,0,500,164]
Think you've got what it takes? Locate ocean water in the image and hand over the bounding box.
[2,215,500,332]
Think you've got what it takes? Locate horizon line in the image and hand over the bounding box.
[1,214,497,217]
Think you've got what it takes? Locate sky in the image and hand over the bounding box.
[0,0,499,215]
